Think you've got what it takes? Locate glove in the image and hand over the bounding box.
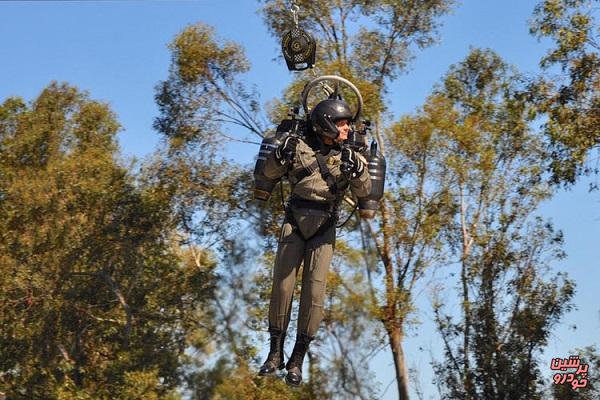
[275,135,298,165]
[341,147,365,179]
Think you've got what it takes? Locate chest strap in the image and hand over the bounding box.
[314,152,338,195]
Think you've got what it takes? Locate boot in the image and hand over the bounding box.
[258,328,286,376]
[285,333,313,386]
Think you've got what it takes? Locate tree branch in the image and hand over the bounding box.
[97,271,133,348]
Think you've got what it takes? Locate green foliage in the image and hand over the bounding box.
[530,0,600,185]
[404,49,578,400]
[0,83,217,399]
[210,366,330,400]
[151,22,278,246]
[154,23,263,151]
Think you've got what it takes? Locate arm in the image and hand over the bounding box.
[264,135,298,180]
[341,147,371,198]
[349,152,371,198]
[264,150,288,180]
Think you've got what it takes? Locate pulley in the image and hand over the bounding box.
[281,2,316,71]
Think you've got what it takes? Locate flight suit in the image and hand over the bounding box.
[264,135,371,338]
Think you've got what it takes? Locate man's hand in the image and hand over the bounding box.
[341,147,365,178]
[275,135,298,164]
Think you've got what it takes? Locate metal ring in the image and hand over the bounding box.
[301,75,364,122]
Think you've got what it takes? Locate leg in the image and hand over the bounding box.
[268,222,305,332]
[297,223,335,337]
[260,222,305,376]
[285,223,335,385]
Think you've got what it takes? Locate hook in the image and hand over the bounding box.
[290,2,300,27]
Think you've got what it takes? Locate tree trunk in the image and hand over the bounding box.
[377,193,410,400]
[389,326,410,400]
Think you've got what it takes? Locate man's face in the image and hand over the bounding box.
[335,119,350,143]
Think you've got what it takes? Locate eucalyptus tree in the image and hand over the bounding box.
[393,49,577,400]
[149,23,322,399]
[530,0,600,186]
[0,83,217,399]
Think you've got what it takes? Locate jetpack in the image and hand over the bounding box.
[253,75,386,219]
[252,2,385,219]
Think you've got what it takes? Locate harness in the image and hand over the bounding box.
[284,139,349,241]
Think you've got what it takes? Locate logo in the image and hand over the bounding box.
[327,156,339,168]
[550,355,589,390]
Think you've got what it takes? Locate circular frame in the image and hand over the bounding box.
[301,75,364,122]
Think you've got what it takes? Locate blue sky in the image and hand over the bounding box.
[1,1,598,399]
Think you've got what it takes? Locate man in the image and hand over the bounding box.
[258,98,371,386]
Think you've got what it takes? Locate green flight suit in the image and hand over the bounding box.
[264,136,371,338]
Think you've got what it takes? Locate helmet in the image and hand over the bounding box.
[310,99,353,139]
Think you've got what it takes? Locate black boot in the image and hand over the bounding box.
[285,333,313,386]
[258,328,286,376]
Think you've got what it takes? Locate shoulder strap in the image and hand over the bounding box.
[314,152,337,195]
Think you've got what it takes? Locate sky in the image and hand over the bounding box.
[1,1,598,399]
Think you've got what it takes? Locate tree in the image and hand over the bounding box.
[530,0,600,186]
[395,49,576,399]
[0,83,216,399]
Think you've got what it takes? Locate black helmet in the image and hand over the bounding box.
[310,99,353,139]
